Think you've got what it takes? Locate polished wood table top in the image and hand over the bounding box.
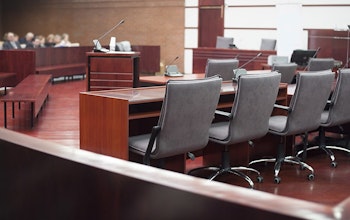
[140,70,273,85]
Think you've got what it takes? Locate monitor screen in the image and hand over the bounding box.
[290,49,317,66]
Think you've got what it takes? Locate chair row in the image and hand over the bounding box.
[128,69,349,188]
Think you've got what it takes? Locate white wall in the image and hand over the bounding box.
[184,0,350,73]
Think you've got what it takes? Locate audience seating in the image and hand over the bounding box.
[189,72,281,188]
[249,71,334,184]
[296,68,350,167]
[129,76,222,166]
[205,59,239,81]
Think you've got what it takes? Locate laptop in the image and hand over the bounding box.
[165,65,183,77]
[93,39,109,53]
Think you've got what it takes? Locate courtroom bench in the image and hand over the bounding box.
[0,128,341,220]
[32,46,93,81]
[1,74,51,128]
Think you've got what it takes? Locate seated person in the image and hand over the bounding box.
[2,32,21,50]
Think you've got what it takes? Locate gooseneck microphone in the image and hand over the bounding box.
[233,52,262,80]
[304,47,321,71]
[93,18,125,52]
[238,52,262,69]
[165,56,183,77]
[97,19,125,41]
[168,56,179,66]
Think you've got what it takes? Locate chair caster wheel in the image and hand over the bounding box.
[308,173,315,181]
[331,161,337,168]
[257,176,263,183]
[274,176,281,184]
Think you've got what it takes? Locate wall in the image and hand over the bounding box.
[184,0,350,73]
[1,0,184,73]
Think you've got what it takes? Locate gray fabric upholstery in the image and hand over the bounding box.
[129,76,222,161]
[216,36,234,49]
[205,59,239,81]
[269,71,334,136]
[260,39,276,50]
[307,58,334,71]
[272,63,297,84]
[321,68,350,127]
[209,72,281,145]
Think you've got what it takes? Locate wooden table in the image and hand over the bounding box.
[80,81,288,172]
[1,74,51,128]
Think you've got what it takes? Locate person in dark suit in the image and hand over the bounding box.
[19,32,34,48]
[2,32,22,50]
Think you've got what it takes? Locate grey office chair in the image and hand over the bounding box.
[216,36,234,49]
[260,39,276,50]
[189,72,281,188]
[249,71,334,184]
[296,68,350,167]
[307,58,335,71]
[205,58,239,81]
[129,76,222,166]
[272,63,297,84]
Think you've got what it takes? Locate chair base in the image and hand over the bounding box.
[296,129,350,168]
[249,156,315,184]
[188,165,263,188]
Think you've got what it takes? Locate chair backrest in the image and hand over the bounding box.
[284,71,334,135]
[260,39,276,50]
[307,58,334,71]
[272,63,297,84]
[153,76,222,159]
[205,58,239,81]
[216,36,234,49]
[323,68,350,126]
[225,72,281,145]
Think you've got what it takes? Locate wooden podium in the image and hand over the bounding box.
[86,52,140,91]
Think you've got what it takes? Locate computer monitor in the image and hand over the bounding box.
[290,49,317,67]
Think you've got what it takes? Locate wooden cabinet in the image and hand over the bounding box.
[86,52,140,91]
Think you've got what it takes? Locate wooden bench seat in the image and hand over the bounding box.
[1,74,51,128]
[36,63,85,79]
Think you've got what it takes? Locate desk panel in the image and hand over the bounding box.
[193,47,276,73]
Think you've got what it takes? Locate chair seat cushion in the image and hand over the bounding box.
[209,121,230,141]
[129,134,156,155]
[269,115,287,133]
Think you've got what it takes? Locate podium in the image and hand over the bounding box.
[86,51,140,91]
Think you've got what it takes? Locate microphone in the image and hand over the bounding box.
[165,56,183,77]
[304,47,321,70]
[93,18,125,52]
[233,52,262,79]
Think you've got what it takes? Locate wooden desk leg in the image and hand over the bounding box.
[12,102,14,118]
[31,102,34,128]
[3,102,7,128]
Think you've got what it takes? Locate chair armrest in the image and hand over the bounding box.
[143,125,161,165]
[274,104,291,112]
[215,110,232,119]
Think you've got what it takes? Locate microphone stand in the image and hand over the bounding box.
[346,25,350,68]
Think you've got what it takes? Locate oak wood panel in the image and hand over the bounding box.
[0,50,36,85]
[80,93,129,160]
[307,29,350,67]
